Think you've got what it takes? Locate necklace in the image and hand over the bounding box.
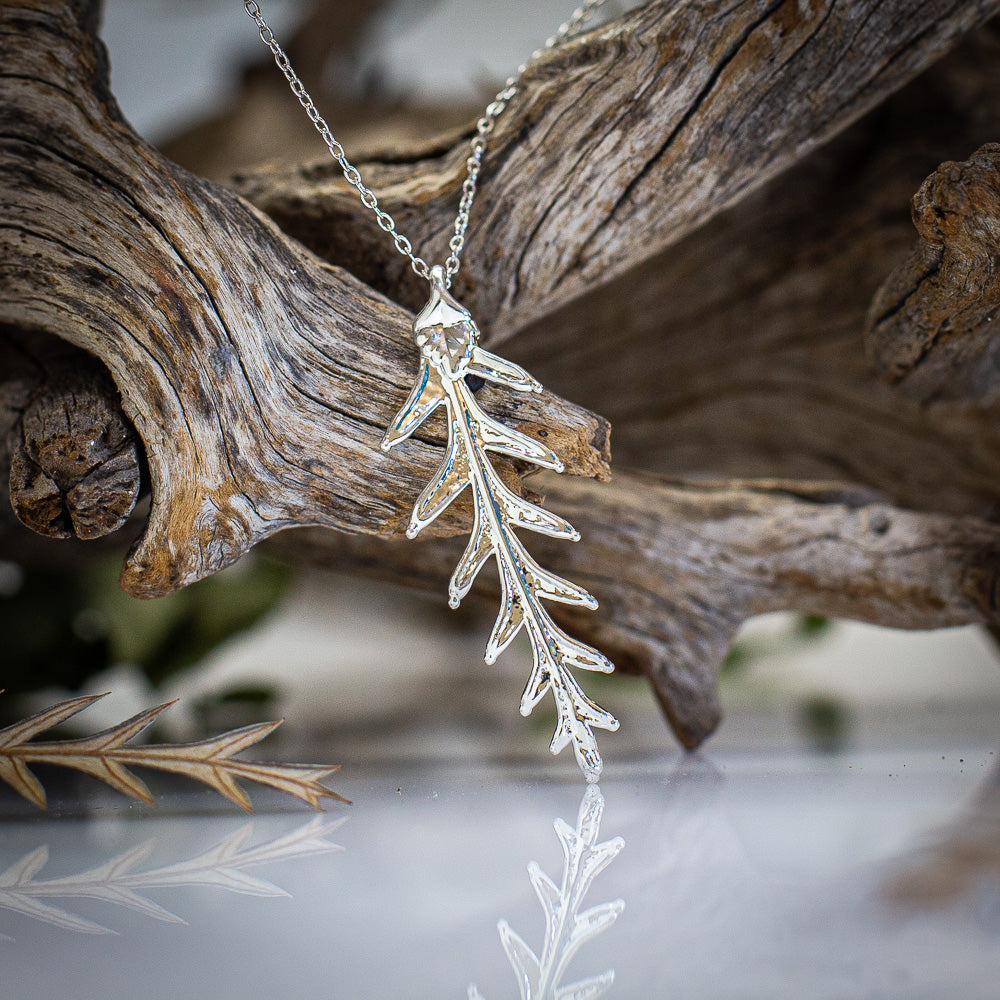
[245,0,618,781]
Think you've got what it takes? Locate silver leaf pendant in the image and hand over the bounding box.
[381,265,618,780]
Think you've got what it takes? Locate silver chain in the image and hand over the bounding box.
[244,0,606,283]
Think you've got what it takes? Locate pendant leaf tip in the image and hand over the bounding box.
[571,738,603,783]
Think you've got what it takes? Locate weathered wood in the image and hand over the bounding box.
[4,0,1000,748]
[277,471,1000,746]
[5,331,140,540]
[510,25,1000,518]
[867,143,1000,408]
[0,0,609,599]
[171,13,1000,521]
[235,0,1000,331]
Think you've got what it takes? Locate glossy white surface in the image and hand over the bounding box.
[2,747,998,999]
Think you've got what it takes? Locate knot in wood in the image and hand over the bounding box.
[9,365,142,541]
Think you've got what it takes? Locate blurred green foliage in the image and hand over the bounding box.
[721,614,832,675]
[797,614,832,639]
[0,554,293,700]
[0,563,111,695]
[797,692,849,753]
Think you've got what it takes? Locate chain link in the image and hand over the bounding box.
[245,0,607,284]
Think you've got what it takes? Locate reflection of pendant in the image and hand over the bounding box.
[381,265,618,780]
[469,784,625,999]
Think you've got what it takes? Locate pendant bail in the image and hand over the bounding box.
[428,263,448,291]
[414,265,477,379]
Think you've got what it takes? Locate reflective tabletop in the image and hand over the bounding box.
[2,745,997,999]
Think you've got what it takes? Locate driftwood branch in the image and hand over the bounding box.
[2,328,141,539]
[235,0,1000,330]
[278,472,1000,747]
[3,0,1000,749]
[0,0,609,598]
[509,21,1000,518]
[867,142,1000,408]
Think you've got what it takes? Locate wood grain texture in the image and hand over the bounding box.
[236,0,1000,332]
[509,24,1000,519]
[277,470,1000,746]
[4,0,1000,748]
[0,0,608,598]
[3,330,141,539]
[867,142,1000,408]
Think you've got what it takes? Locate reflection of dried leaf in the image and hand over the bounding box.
[0,694,344,810]
[470,784,624,1000]
[0,816,344,936]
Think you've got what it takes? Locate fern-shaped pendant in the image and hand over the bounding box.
[381,266,618,780]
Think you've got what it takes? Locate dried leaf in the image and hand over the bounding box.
[0,694,345,811]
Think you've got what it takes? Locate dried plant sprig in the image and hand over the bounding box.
[469,784,625,1000]
[0,816,344,936]
[0,693,345,811]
